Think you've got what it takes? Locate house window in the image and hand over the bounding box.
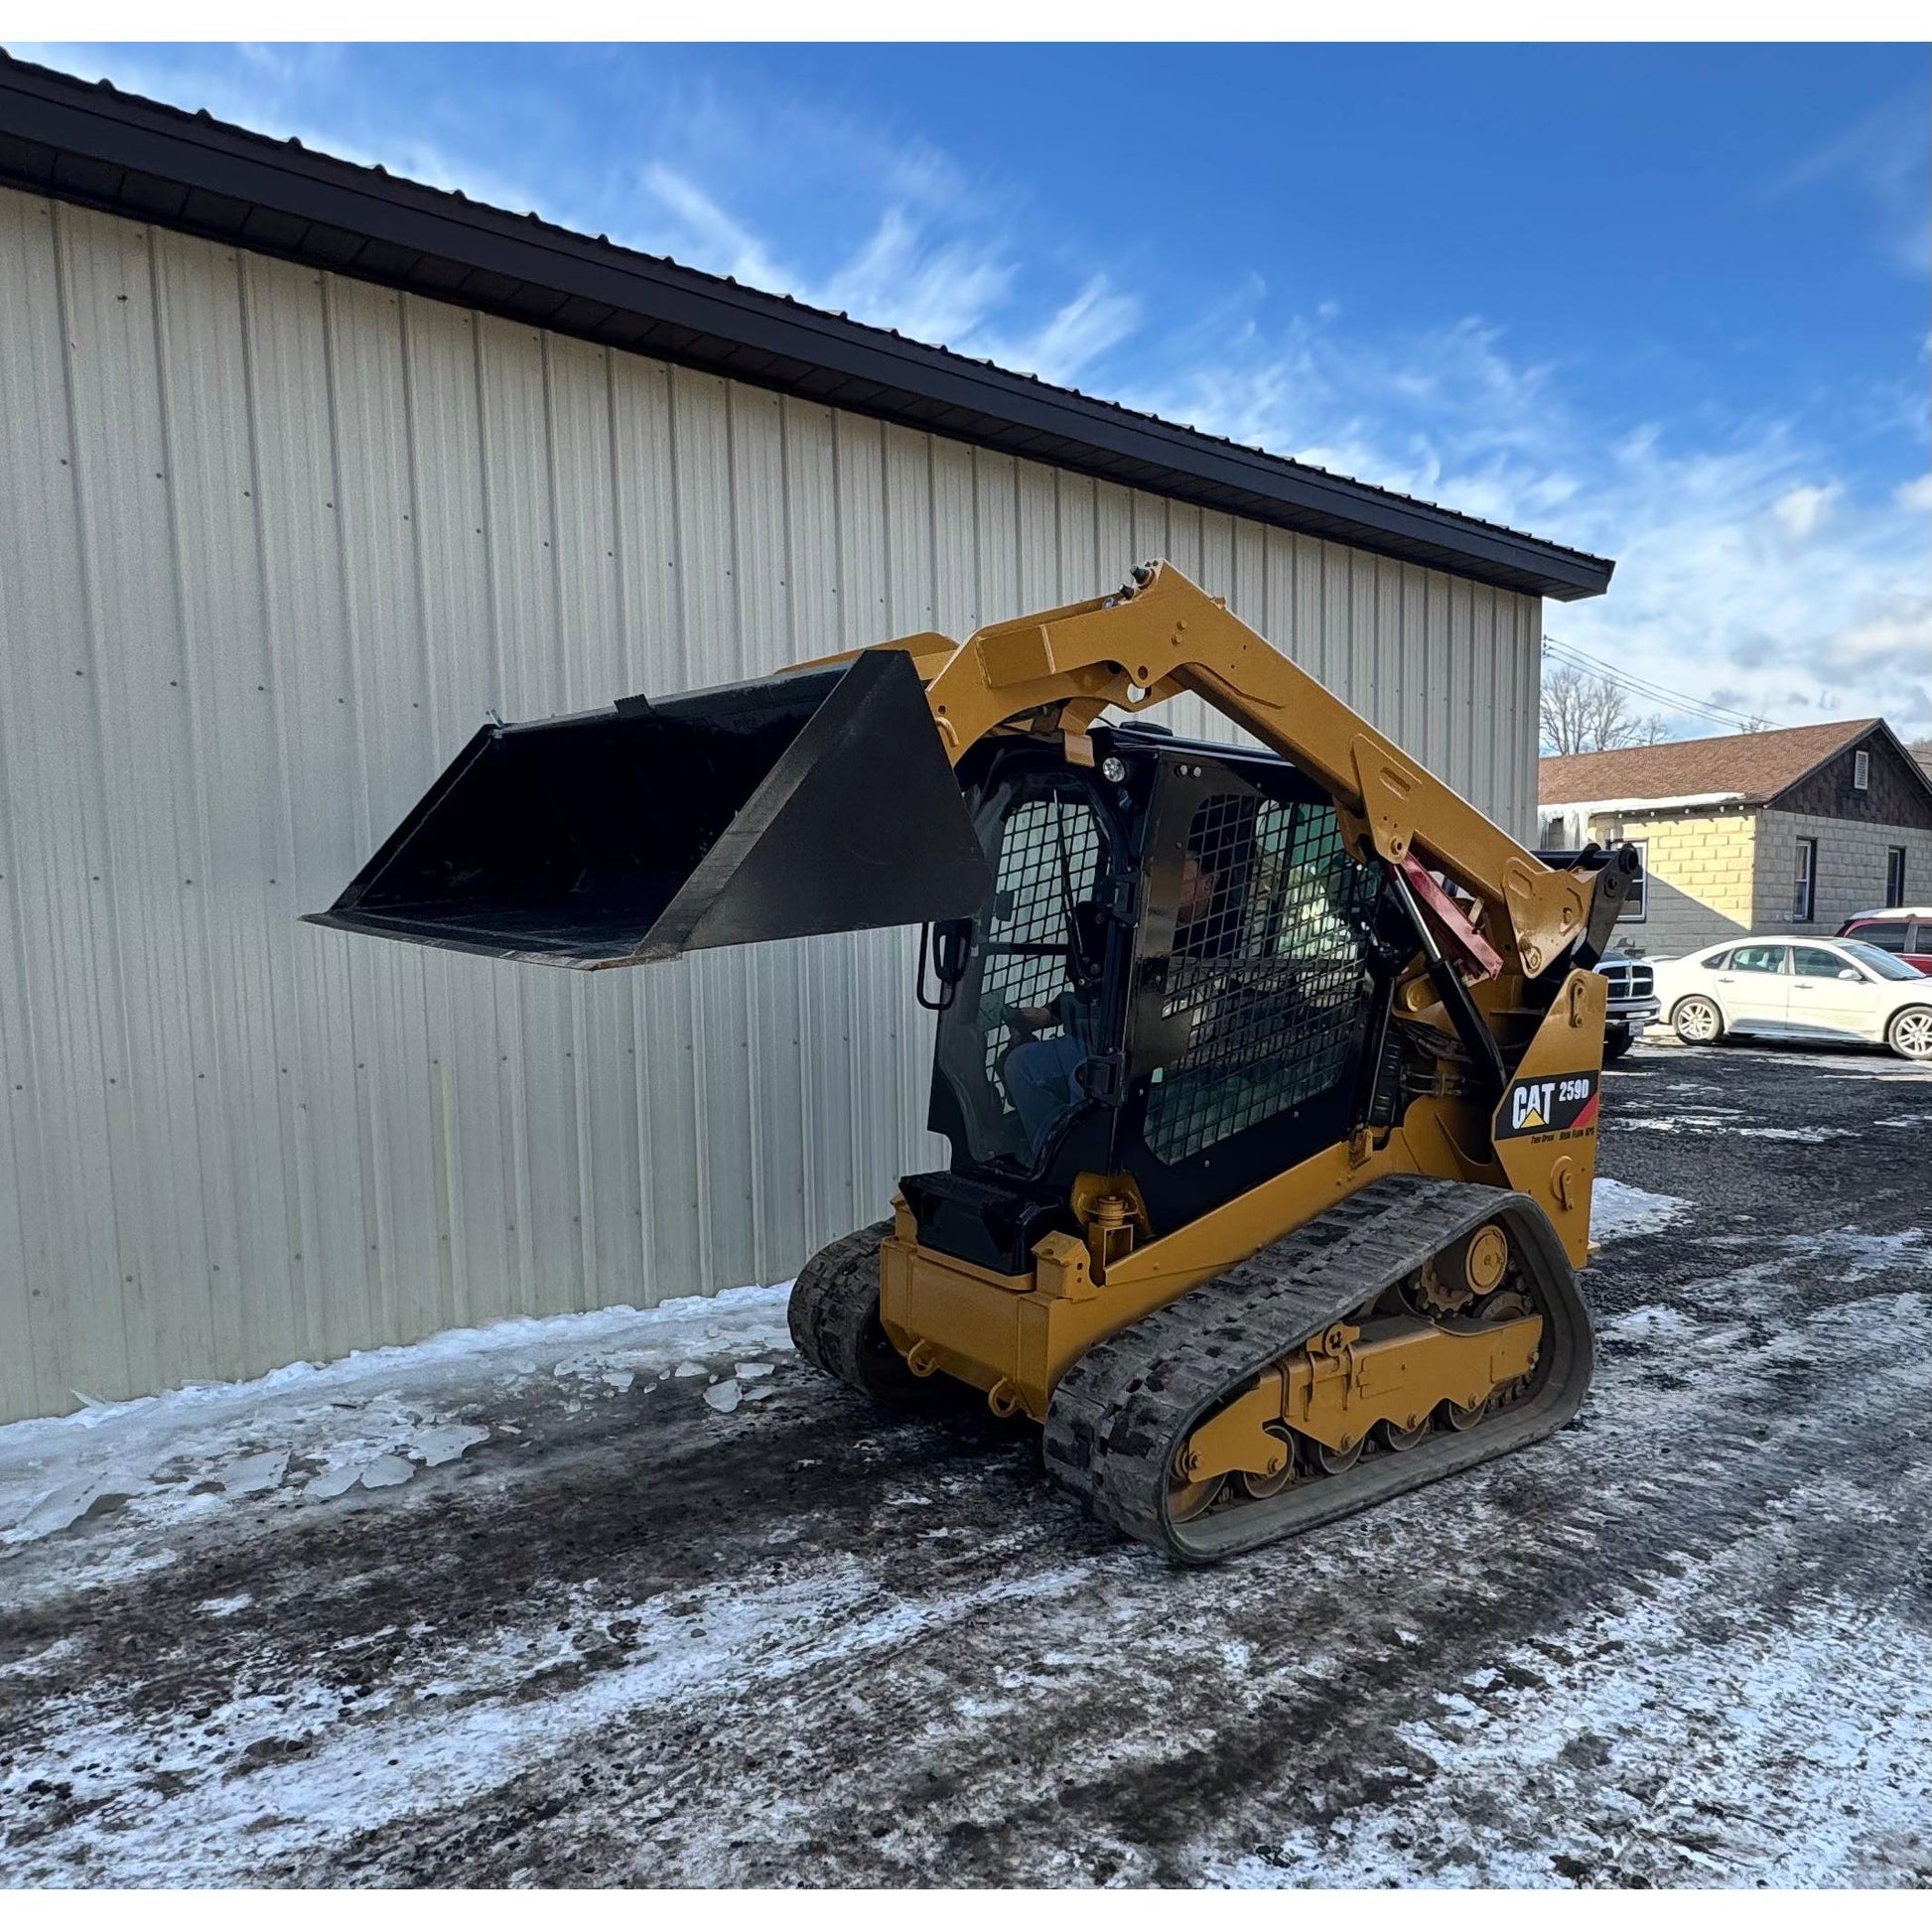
[1886,847,1907,906]
[1792,837,1817,922]
[1853,749,1870,792]
[1617,838,1647,922]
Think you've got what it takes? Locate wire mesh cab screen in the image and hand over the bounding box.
[1135,777,1381,1169]
[929,774,1116,1169]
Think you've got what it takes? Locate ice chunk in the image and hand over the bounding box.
[703,1380,742,1414]
[673,1361,708,1379]
[6,1477,111,1542]
[603,1370,634,1392]
[358,1454,416,1489]
[734,1361,774,1380]
[412,1425,488,1467]
[218,1449,289,1496]
[304,1463,362,1500]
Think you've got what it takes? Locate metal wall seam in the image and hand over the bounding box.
[0,182,1544,1422]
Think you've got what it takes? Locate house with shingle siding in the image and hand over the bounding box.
[1540,719,1932,958]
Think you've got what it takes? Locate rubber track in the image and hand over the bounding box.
[1042,1173,1594,1565]
[787,1221,895,1392]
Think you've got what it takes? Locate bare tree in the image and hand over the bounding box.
[1540,662,1667,756]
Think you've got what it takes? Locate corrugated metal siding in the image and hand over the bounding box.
[0,184,1543,1424]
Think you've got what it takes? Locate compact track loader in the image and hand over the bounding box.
[312,562,1634,1563]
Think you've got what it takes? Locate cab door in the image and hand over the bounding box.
[1717,943,1791,1030]
[1788,944,1877,1038]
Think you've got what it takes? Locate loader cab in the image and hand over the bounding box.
[904,725,1399,1275]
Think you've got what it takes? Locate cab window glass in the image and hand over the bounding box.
[1704,948,1732,970]
[1730,944,1787,975]
[1853,920,1909,952]
[1792,946,1849,978]
[1839,940,1922,982]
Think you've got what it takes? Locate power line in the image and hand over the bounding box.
[1544,639,1761,729]
[1546,640,1766,732]
[1543,636,1768,731]
[1545,648,1762,736]
[1542,633,1771,735]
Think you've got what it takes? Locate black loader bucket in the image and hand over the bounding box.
[305,649,992,969]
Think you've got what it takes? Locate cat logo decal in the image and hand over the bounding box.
[1496,1072,1599,1142]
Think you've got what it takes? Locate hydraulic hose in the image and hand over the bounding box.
[1389,865,1508,1110]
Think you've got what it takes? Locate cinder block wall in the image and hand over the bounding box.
[1753,810,1932,935]
[1595,810,1758,957]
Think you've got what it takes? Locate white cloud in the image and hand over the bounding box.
[1895,474,1932,515]
[637,165,791,295]
[1770,483,1841,543]
[1777,94,1932,278]
[823,209,1014,351]
[1126,310,1931,736]
[982,277,1141,387]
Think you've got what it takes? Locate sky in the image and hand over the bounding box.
[13,41,1932,741]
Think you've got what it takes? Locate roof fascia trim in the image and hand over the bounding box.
[0,60,1615,602]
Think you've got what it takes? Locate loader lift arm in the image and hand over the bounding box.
[824,561,1600,983]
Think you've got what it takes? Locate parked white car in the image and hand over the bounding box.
[1652,937,1932,1060]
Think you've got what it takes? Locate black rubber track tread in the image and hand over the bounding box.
[1042,1173,1594,1565]
[787,1221,932,1408]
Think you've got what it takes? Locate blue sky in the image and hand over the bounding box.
[18,41,1932,738]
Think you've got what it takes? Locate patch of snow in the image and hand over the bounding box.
[195,1592,253,1618]
[0,1283,795,1567]
[0,1637,75,1679]
[8,1548,1096,1885]
[1602,1305,1707,1341]
[1590,1177,1692,1243]
[1610,1111,1854,1141]
[1207,1573,1928,1889]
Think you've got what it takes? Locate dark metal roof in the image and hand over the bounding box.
[0,52,1614,602]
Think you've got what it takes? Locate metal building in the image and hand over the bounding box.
[0,57,1612,1425]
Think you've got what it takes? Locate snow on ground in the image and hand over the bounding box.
[1,1039,1926,1886]
[1588,1177,1691,1242]
[0,1285,792,1564]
